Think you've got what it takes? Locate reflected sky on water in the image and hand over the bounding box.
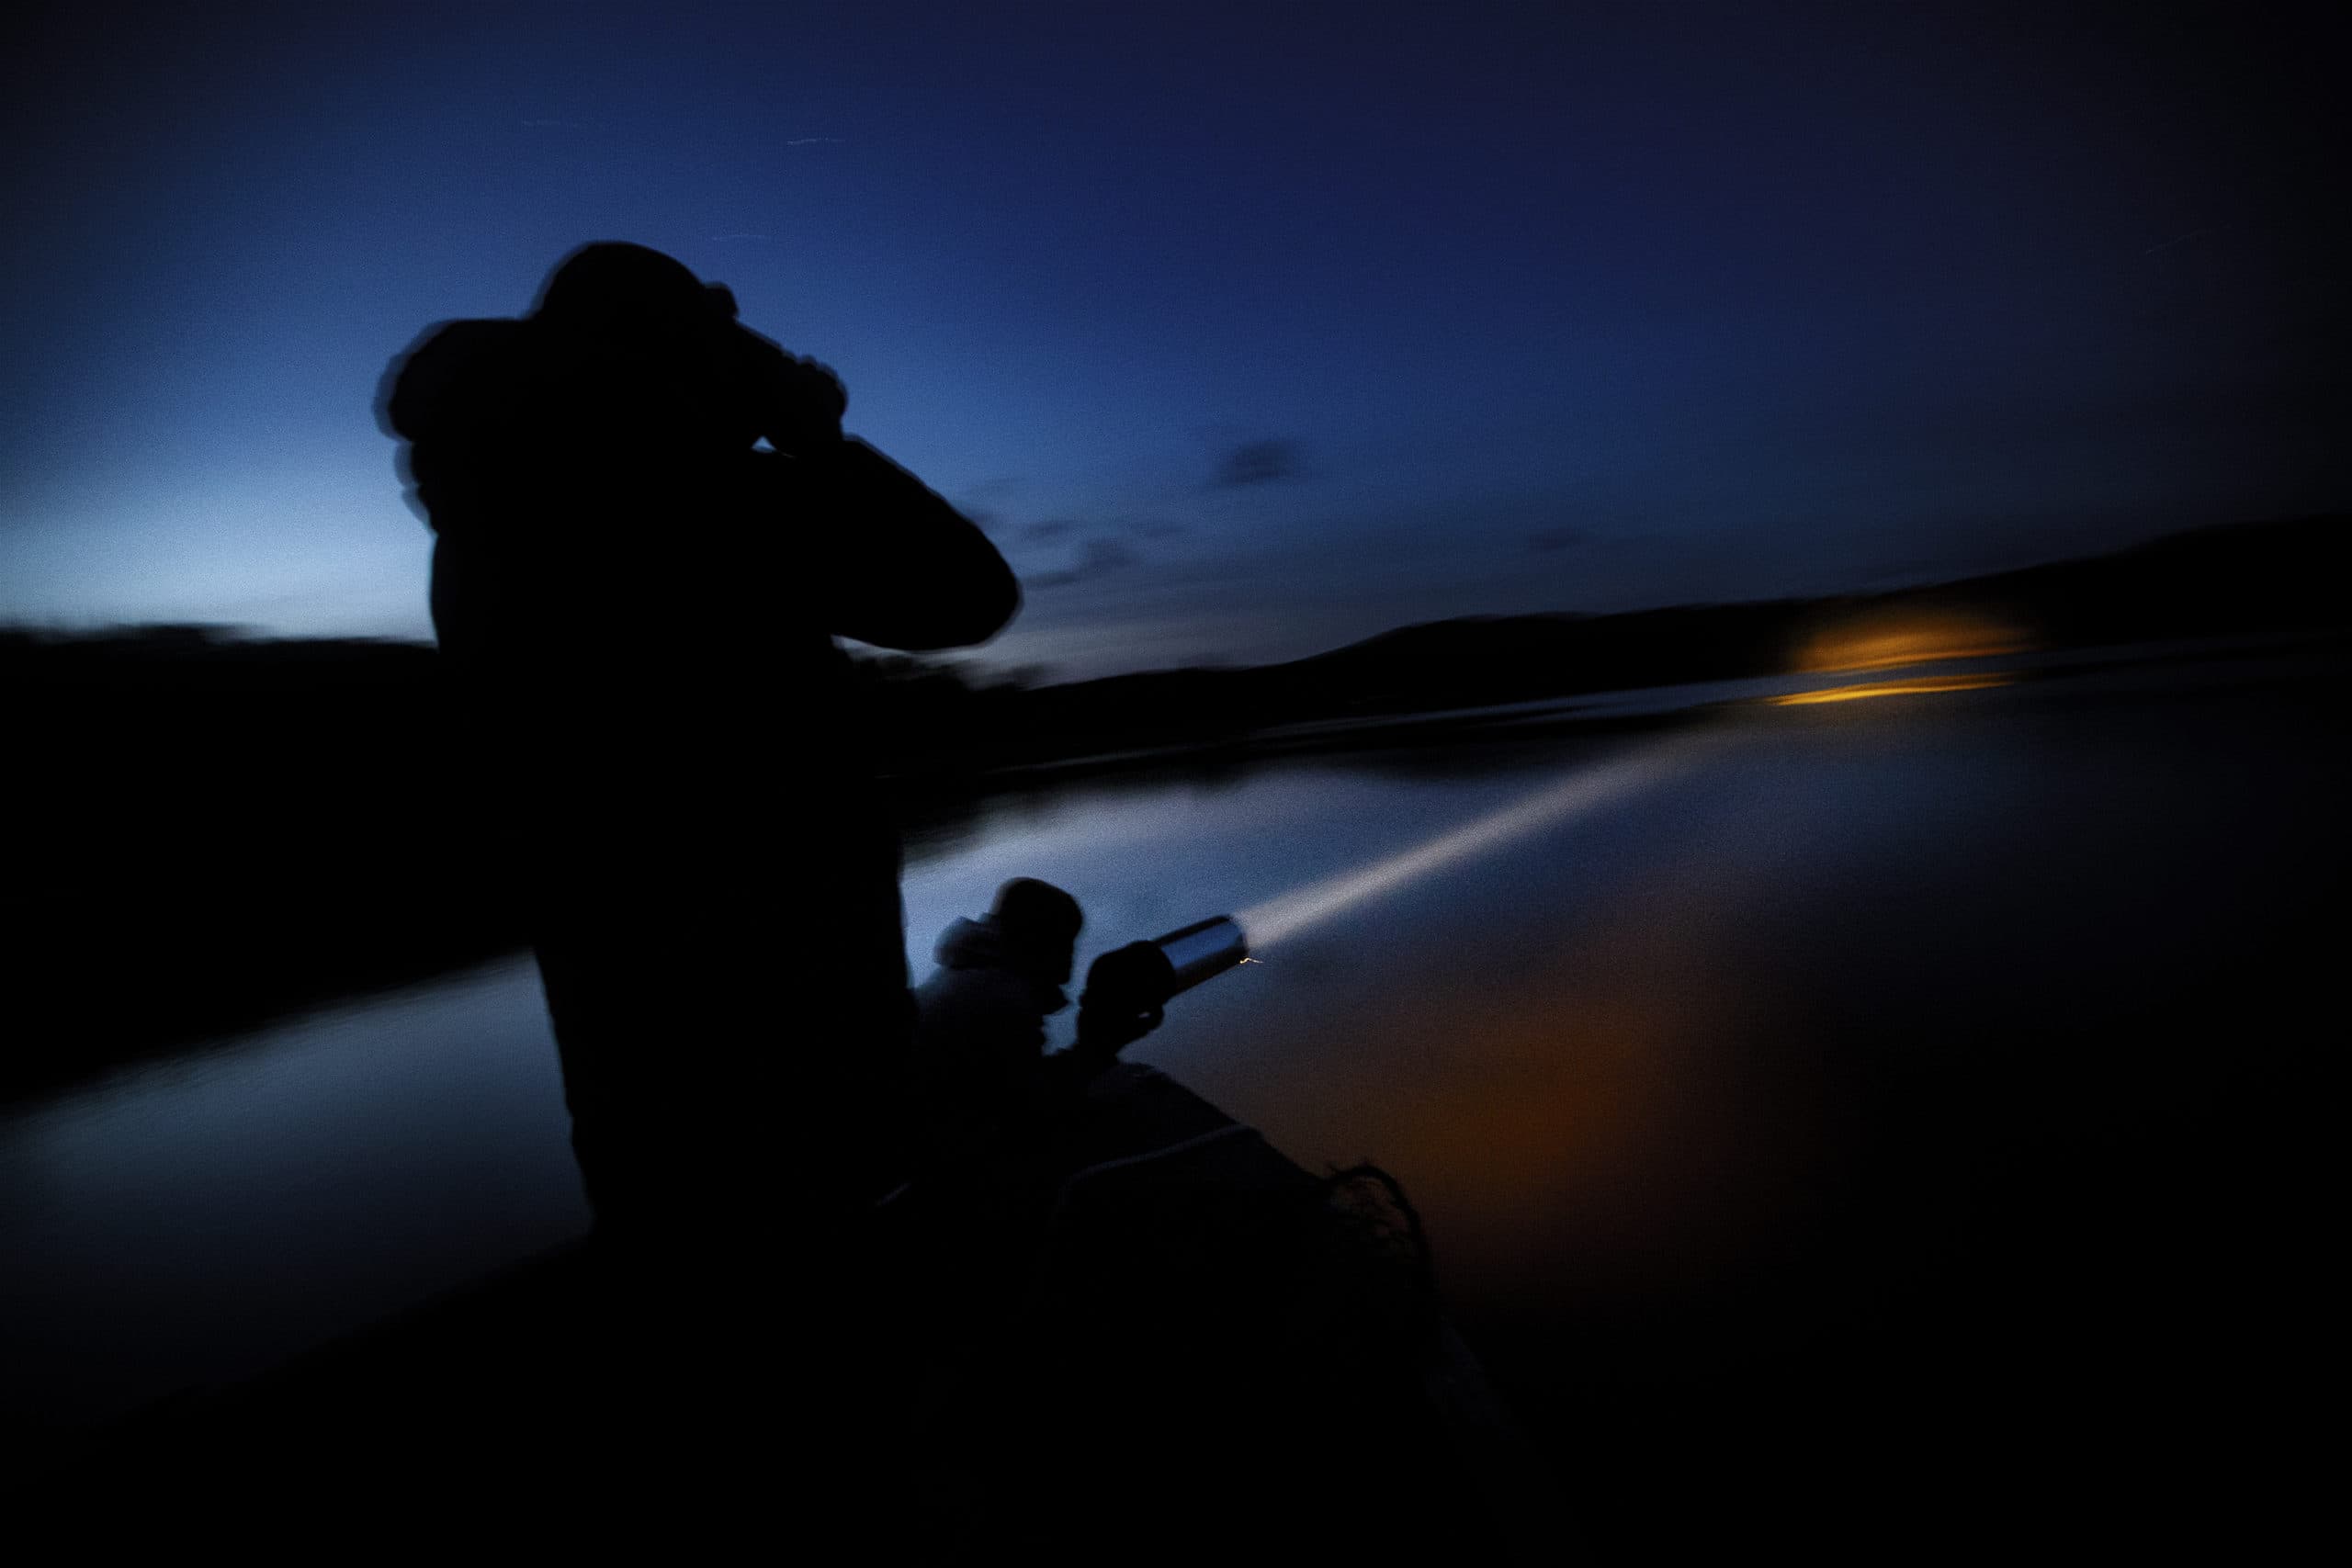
[6,660,2345,1432]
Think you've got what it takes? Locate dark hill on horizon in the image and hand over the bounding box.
[1217,511,2346,701]
[945,512,2346,765]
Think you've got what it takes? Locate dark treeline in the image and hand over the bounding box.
[7,629,513,1096]
[7,512,2343,1100]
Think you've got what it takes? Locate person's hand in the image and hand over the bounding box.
[732,324,847,453]
[1075,943,1168,1059]
[1077,998,1162,1059]
[769,352,847,452]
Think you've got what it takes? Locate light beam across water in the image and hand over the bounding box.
[1236,735,1718,949]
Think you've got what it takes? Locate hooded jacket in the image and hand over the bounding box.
[911,915,1071,1110]
[380,246,1020,1217]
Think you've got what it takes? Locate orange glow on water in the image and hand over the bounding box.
[1769,672,2015,705]
[1224,898,1804,1300]
[1793,609,2030,675]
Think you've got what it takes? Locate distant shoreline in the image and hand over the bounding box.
[8,513,2343,1105]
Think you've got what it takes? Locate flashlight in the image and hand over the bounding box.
[1157,915,1254,994]
[1074,915,1250,1055]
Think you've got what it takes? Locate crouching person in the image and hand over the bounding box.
[911,877,1081,1126]
[910,878,1165,1158]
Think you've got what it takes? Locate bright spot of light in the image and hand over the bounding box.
[1767,672,2014,705]
[1792,608,2031,675]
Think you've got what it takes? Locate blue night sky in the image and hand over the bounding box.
[3,1,2342,676]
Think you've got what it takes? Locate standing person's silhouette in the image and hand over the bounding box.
[380,242,1018,1253]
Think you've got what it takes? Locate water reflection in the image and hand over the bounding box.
[8,737,1676,1431]
[6,660,2345,1459]
[2,960,586,1430]
[1768,671,2015,705]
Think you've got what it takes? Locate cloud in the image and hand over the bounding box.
[1022,519,1078,542]
[1025,536,1141,590]
[1214,438,1302,488]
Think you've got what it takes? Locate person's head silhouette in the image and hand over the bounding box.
[988,877,1085,988]
[535,242,728,333]
[518,241,770,448]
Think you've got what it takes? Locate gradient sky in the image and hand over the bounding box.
[3,1,2342,676]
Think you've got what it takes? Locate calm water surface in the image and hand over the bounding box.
[6,659,2343,1438]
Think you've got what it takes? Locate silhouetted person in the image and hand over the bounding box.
[912,877,1086,1120]
[379,243,1018,1255]
[909,878,1168,1166]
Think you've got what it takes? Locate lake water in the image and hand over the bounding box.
[6,647,2345,1465]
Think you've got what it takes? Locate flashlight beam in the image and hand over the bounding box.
[1235,736,1714,949]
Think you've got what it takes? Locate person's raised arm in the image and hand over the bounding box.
[743,339,1019,651]
[793,435,1021,651]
